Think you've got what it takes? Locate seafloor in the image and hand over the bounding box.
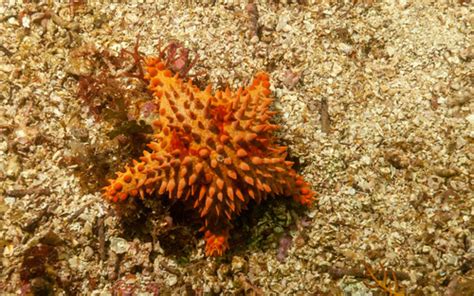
[0,1,472,295]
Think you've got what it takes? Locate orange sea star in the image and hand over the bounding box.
[103,56,315,256]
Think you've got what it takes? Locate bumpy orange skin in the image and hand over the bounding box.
[103,57,315,256]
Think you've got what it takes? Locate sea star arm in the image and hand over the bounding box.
[204,229,230,256]
[102,150,170,202]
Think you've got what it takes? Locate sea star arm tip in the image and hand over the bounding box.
[204,230,230,257]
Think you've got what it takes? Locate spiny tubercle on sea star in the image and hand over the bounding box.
[103,56,315,256]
